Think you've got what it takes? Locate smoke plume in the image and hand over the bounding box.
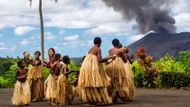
[102,0,176,33]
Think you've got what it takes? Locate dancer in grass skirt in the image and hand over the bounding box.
[122,47,135,101]
[56,55,72,106]
[12,59,31,106]
[105,39,129,103]
[78,37,116,106]
[28,51,44,102]
[43,48,56,96]
[46,53,62,105]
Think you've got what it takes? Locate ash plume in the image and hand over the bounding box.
[102,0,176,33]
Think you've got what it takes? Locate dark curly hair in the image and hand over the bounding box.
[63,55,70,64]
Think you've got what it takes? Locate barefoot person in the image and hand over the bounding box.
[106,39,129,103]
[12,59,31,106]
[56,55,71,106]
[46,53,62,105]
[28,51,44,102]
[78,37,115,106]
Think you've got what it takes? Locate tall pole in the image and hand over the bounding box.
[39,0,45,61]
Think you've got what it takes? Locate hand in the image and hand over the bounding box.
[109,55,116,60]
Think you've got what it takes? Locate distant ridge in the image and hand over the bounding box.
[128,32,190,59]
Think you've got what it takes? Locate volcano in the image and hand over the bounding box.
[127,32,190,60]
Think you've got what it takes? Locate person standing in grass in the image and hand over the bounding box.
[12,59,31,106]
[28,51,44,102]
[78,37,115,106]
[105,39,129,103]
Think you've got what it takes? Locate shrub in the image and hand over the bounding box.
[43,67,50,79]
[132,61,144,87]
[159,72,190,88]
[155,54,186,72]
[68,62,80,81]
[176,51,190,72]
[136,47,159,88]
[0,57,18,75]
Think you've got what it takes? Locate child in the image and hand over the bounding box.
[70,71,80,103]
[28,51,44,102]
[12,59,31,106]
[56,55,71,106]
[46,53,62,105]
[23,51,31,68]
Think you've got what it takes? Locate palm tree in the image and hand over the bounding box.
[29,0,57,60]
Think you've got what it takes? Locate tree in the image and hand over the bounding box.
[29,0,57,60]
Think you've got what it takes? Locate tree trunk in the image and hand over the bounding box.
[39,0,45,61]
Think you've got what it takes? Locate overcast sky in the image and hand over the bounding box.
[0,0,190,58]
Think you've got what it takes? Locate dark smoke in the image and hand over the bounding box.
[102,0,176,33]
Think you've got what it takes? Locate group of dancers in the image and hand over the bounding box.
[11,37,135,106]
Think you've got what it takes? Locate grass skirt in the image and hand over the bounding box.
[72,86,79,97]
[46,74,57,100]
[28,65,44,80]
[28,65,44,101]
[12,80,31,106]
[106,57,129,99]
[125,61,135,101]
[56,74,69,106]
[78,54,112,104]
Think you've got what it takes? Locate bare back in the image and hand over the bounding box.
[88,46,102,62]
[109,48,127,63]
[52,61,62,76]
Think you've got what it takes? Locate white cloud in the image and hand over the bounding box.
[0,42,17,51]
[174,13,190,32]
[64,35,79,41]
[0,0,189,37]
[45,32,56,40]
[14,26,34,36]
[20,39,31,46]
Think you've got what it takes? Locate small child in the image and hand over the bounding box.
[56,55,71,106]
[70,71,80,103]
[12,59,31,106]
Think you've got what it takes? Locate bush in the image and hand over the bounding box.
[0,64,18,88]
[155,54,186,72]
[176,51,190,72]
[136,47,159,88]
[0,57,18,75]
[132,61,144,87]
[159,72,190,88]
[43,67,50,80]
[68,62,80,81]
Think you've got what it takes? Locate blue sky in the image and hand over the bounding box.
[0,0,190,58]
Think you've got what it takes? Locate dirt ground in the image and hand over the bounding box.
[0,88,190,107]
